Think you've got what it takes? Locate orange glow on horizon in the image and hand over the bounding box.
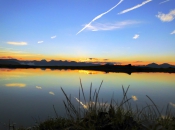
[0,52,175,66]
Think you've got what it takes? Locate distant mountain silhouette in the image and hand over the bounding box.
[0,59,100,66]
[0,59,175,68]
[143,63,175,68]
[0,59,20,65]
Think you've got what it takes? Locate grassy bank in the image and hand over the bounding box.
[6,80,175,130]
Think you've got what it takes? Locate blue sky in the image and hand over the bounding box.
[0,0,175,65]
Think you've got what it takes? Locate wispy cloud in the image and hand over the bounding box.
[49,91,55,95]
[79,58,98,62]
[118,0,152,14]
[0,56,14,59]
[156,9,175,22]
[93,62,121,65]
[133,34,139,39]
[0,49,36,58]
[159,0,170,4]
[89,58,98,61]
[5,83,26,88]
[170,30,175,34]
[36,86,42,89]
[86,21,140,31]
[38,41,44,43]
[132,95,138,101]
[7,42,27,46]
[135,61,143,63]
[79,58,90,62]
[76,0,123,35]
[51,35,56,39]
[0,50,25,54]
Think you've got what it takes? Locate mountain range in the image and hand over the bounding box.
[140,63,175,68]
[0,59,175,68]
[0,59,98,66]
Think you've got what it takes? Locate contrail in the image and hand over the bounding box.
[118,0,152,15]
[76,0,123,35]
[159,0,170,4]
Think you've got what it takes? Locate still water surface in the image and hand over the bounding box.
[0,68,175,128]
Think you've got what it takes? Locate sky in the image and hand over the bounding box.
[0,0,175,65]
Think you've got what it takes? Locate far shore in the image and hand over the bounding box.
[0,64,175,74]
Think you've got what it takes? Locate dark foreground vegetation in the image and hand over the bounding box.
[1,64,175,74]
[3,80,175,130]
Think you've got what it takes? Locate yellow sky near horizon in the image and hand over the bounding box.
[0,50,175,65]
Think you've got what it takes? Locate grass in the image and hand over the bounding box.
[3,80,175,130]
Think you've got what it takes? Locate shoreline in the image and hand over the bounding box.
[0,65,175,74]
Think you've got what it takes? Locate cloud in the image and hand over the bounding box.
[135,61,143,63]
[86,20,140,31]
[159,0,170,4]
[89,58,98,60]
[36,86,42,89]
[51,35,56,39]
[79,58,90,62]
[5,83,26,88]
[0,56,14,59]
[38,41,44,43]
[103,59,109,61]
[0,50,25,54]
[79,58,99,62]
[118,0,152,14]
[170,30,175,34]
[49,91,55,95]
[170,102,175,108]
[93,62,121,65]
[156,9,175,22]
[7,42,27,46]
[132,95,138,101]
[133,34,139,39]
[76,0,123,35]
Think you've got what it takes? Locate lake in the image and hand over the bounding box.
[0,68,175,129]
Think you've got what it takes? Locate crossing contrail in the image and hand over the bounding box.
[76,0,123,35]
[118,0,152,14]
[159,0,170,4]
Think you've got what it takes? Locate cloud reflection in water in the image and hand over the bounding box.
[49,91,55,95]
[132,95,138,101]
[5,83,26,88]
[75,97,112,110]
[170,102,175,108]
[36,86,42,89]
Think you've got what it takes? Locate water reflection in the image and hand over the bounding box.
[0,68,175,129]
[78,70,105,75]
[5,83,26,88]
[170,102,175,108]
[75,97,88,109]
[49,91,55,95]
[36,86,42,89]
[75,97,111,110]
[0,68,30,80]
[131,95,138,101]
